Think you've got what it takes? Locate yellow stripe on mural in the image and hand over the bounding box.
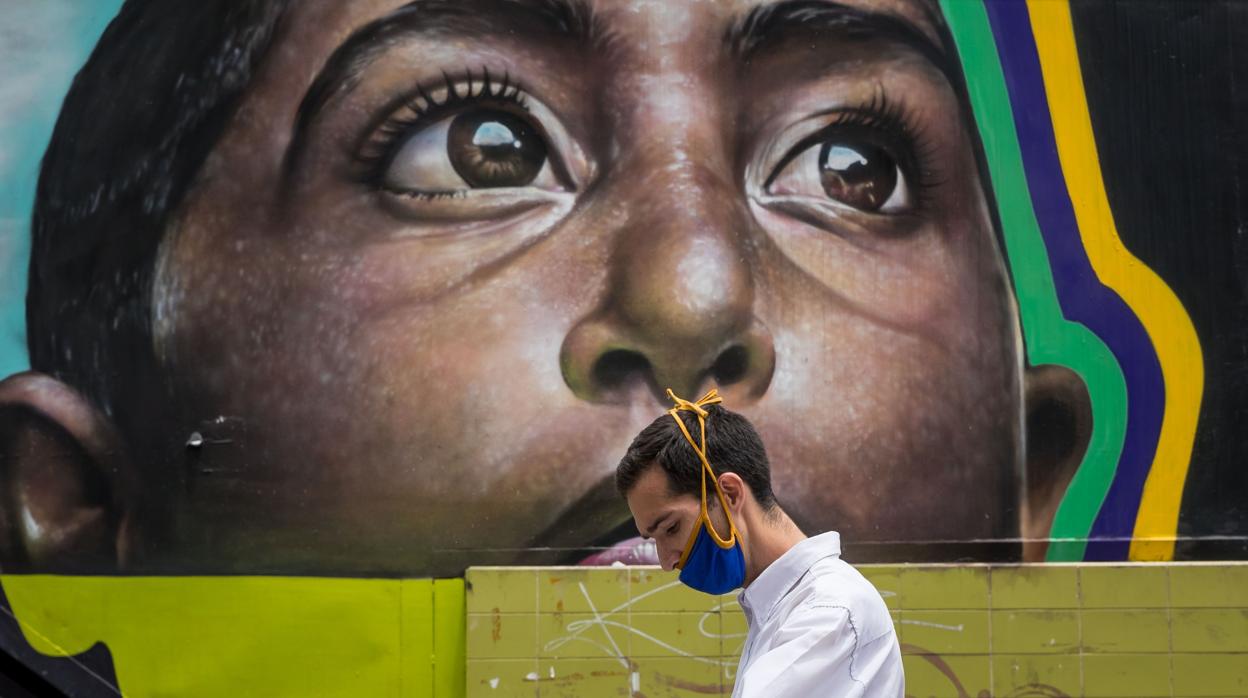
[1026,0,1204,561]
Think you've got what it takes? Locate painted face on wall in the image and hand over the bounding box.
[2,0,1093,575]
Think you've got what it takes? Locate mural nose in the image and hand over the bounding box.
[561,178,776,405]
[561,314,775,406]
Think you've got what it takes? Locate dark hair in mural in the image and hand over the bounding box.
[617,405,777,511]
[27,0,288,425]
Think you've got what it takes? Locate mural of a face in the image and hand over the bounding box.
[0,0,1093,576]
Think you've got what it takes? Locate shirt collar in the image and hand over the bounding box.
[737,531,842,624]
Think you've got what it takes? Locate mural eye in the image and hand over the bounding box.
[767,136,910,213]
[382,108,563,193]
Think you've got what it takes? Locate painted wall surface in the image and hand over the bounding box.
[0,0,1245,695]
[465,563,1248,697]
[3,563,1246,697]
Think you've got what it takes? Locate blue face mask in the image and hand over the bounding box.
[677,500,746,595]
[664,388,747,595]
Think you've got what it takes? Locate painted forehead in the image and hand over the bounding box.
[290,0,957,146]
[588,0,945,45]
[298,0,949,75]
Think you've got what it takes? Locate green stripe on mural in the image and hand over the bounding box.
[939,0,1127,560]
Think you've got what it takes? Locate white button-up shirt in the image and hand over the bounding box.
[732,531,903,697]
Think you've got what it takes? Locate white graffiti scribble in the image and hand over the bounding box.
[531,580,963,689]
[538,578,743,681]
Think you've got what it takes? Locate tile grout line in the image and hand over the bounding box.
[398,579,405,698]
[534,570,541,696]
[1075,567,1084,698]
[986,569,994,696]
[1166,565,1175,698]
[627,569,635,697]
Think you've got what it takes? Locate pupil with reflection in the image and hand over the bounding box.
[448,110,547,187]
[819,141,897,211]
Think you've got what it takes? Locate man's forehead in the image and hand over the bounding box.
[629,464,675,504]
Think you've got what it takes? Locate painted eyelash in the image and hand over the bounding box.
[355,68,530,181]
[843,99,942,204]
[767,88,944,208]
[377,188,470,202]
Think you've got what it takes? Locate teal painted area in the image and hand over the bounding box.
[940,0,1128,560]
[0,1,123,377]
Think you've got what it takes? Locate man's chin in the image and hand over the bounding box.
[577,536,659,566]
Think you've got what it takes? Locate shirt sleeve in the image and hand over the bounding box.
[734,602,904,698]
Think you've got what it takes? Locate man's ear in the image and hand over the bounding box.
[0,371,134,572]
[1022,364,1093,561]
[716,472,747,515]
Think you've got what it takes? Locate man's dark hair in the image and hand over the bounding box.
[27,0,288,424]
[616,404,777,510]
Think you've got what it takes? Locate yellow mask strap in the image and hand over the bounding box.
[666,388,738,550]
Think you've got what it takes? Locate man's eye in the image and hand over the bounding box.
[666,523,680,537]
[767,136,911,213]
[382,108,564,194]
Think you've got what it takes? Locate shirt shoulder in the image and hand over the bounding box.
[794,557,894,645]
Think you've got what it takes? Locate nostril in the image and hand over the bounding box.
[710,344,751,386]
[592,349,654,394]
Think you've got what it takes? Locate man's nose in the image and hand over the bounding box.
[561,165,775,406]
[661,546,681,573]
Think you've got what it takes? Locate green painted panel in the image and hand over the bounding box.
[402,580,435,695]
[1080,565,1170,608]
[1171,608,1248,653]
[991,610,1081,655]
[538,568,630,616]
[901,653,991,698]
[465,569,537,614]
[434,578,467,697]
[1081,609,1171,653]
[466,613,537,660]
[3,575,404,697]
[465,659,537,697]
[1082,654,1172,697]
[1169,565,1248,607]
[900,611,990,656]
[992,566,1080,609]
[993,654,1081,697]
[899,566,991,609]
[1172,654,1248,697]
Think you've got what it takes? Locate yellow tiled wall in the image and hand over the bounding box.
[464,563,1248,697]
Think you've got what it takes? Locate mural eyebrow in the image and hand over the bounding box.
[282,0,597,182]
[725,0,958,87]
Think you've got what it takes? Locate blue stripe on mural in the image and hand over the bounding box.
[983,0,1165,560]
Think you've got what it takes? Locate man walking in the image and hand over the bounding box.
[617,389,904,697]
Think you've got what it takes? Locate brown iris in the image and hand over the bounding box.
[818,140,897,211]
[447,109,547,188]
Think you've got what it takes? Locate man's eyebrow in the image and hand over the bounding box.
[286,0,597,171]
[726,0,958,87]
[643,512,674,538]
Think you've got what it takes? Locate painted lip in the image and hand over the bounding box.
[577,536,660,566]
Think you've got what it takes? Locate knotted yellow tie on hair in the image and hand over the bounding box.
[666,388,738,552]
